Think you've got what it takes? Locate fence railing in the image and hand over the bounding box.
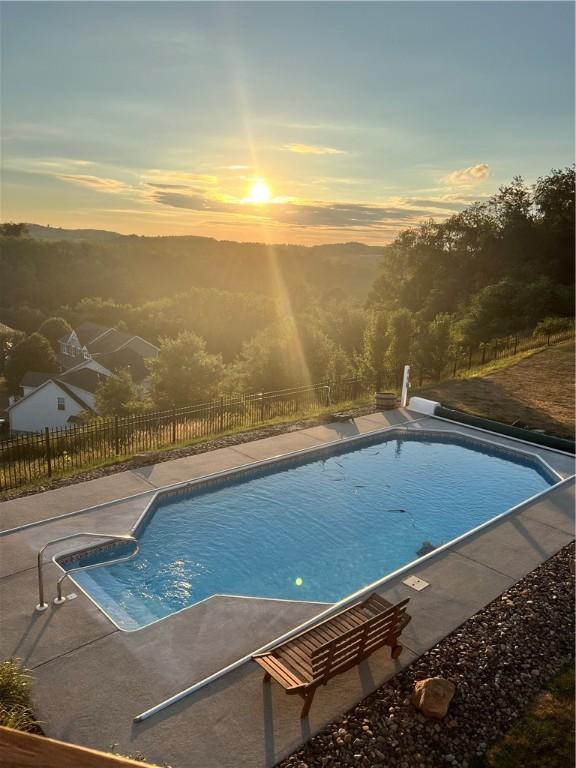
[406,327,574,387]
[0,377,375,492]
[0,326,573,493]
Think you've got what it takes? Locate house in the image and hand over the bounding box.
[7,322,159,433]
[58,322,159,376]
[7,367,109,432]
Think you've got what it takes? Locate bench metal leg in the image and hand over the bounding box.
[300,689,316,719]
[390,640,403,659]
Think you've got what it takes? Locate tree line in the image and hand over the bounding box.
[1,166,573,417]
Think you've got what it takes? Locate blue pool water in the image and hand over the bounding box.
[70,432,555,629]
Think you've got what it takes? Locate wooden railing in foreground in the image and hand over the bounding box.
[0,726,157,768]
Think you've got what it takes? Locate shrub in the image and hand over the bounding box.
[0,658,39,733]
[533,316,574,337]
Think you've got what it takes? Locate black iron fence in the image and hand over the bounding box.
[406,327,574,388]
[0,377,374,492]
[0,326,573,492]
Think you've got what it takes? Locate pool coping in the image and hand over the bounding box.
[53,424,564,639]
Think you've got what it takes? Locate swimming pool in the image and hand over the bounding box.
[62,429,558,630]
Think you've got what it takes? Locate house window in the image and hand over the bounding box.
[57,397,66,411]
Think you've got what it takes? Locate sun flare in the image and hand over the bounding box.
[248,179,271,204]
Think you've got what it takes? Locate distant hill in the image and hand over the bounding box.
[23,224,383,262]
[1,226,386,313]
[25,224,125,241]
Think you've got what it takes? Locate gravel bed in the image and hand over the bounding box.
[0,405,379,501]
[280,542,575,768]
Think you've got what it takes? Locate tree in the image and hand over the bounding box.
[355,311,389,388]
[0,326,25,375]
[414,314,455,379]
[0,222,27,237]
[458,277,571,345]
[149,332,224,408]
[228,317,350,393]
[533,316,574,337]
[38,317,73,352]
[0,306,46,334]
[386,309,414,372]
[4,333,58,393]
[94,370,146,416]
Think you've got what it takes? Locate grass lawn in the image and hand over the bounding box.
[479,664,575,768]
[415,341,575,439]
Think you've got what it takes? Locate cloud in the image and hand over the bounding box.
[153,188,440,231]
[57,174,130,193]
[143,170,218,188]
[152,191,237,214]
[282,144,347,156]
[275,202,430,229]
[442,163,490,186]
[404,198,467,211]
[146,182,206,191]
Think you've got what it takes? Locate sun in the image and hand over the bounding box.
[248,179,271,204]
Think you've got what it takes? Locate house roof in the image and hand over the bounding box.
[63,357,111,376]
[57,351,85,371]
[116,335,159,358]
[75,321,112,347]
[87,329,134,355]
[94,347,151,383]
[20,371,53,388]
[54,380,94,411]
[7,378,94,413]
[59,367,109,394]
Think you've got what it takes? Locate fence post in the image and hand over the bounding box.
[400,365,410,407]
[351,379,359,401]
[546,331,551,346]
[452,358,458,377]
[259,392,265,422]
[171,408,177,444]
[481,344,487,365]
[494,340,498,359]
[44,427,52,478]
[468,348,472,369]
[514,335,519,355]
[219,397,224,433]
[114,415,120,455]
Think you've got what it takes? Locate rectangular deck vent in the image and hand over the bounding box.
[402,575,430,592]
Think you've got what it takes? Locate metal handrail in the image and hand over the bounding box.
[36,532,138,611]
[55,538,140,604]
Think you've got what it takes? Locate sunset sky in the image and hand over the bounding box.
[2,1,574,244]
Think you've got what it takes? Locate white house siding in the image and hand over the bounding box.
[8,382,87,433]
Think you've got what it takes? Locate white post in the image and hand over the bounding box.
[401,364,410,407]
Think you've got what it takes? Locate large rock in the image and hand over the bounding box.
[411,677,456,719]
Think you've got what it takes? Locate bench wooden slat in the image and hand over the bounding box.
[311,610,408,662]
[253,592,411,718]
[278,647,313,679]
[254,655,305,690]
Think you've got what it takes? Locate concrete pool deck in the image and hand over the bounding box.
[0,408,574,768]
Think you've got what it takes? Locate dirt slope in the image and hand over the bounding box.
[417,341,575,439]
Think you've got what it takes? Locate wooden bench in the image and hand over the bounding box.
[253,592,411,718]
